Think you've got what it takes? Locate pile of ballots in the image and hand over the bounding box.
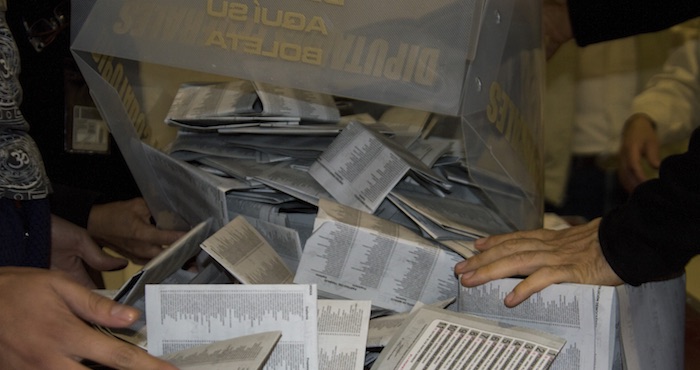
[162,78,516,247]
[106,78,588,370]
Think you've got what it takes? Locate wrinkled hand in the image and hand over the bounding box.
[618,113,661,193]
[87,198,185,265]
[0,267,178,370]
[543,0,573,59]
[454,218,623,307]
[51,215,128,288]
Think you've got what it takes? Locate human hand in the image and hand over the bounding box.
[543,0,573,59]
[87,198,186,265]
[454,218,623,307]
[0,267,178,370]
[51,215,128,289]
[618,113,661,193]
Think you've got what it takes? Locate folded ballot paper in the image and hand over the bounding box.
[165,80,341,131]
[159,331,282,370]
[371,306,566,370]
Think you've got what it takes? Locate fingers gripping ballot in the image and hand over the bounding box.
[55,273,178,369]
[0,268,178,370]
[454,219,623,307]
[87,198,185,265]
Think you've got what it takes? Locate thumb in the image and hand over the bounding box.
[645,141,662,169]
[53,275,141,328]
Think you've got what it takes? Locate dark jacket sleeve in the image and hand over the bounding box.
[568,0,700,46]
[49,183,103,228]
[599,128,700,285]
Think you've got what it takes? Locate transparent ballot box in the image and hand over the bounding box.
[69,2,685,370]
[71,0,544,232]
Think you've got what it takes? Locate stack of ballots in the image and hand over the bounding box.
[116,78,599,370]
[165,79,343,133]
[161,78,516,249]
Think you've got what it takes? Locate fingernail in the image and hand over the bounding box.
[460,270,475,282]
[111,305,137,323]
[504,291,515,305]
[474,238,486,247]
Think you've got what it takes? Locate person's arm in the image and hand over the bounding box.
[543,0,700,58]
[568,0,700,47]
[0,267,178,369]
[455,128,700,306]
[619,39,700,191]
[49,183,102,229]
[600,127,700,286]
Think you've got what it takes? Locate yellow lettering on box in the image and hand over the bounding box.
[487,82,541,190]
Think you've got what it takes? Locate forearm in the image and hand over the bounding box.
[600,128,700,285]
[568,0,700,46]
[630,40,700,143]
[49,183,102,228]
